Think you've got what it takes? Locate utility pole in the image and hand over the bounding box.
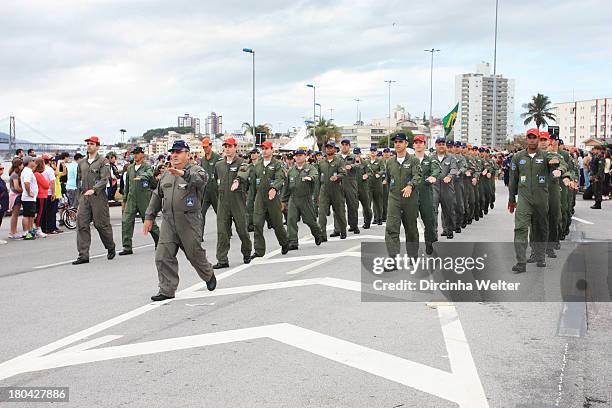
[424,48,441,127]
[384,80,397,147]
[328,108,335,122]
[354,98,362,125]
[492,0,499,147]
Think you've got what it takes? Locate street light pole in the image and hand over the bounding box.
[242,48,256,145]
[354,98,362,125]
[424,48,441,127]
[328,108,335,122]
[384,80,396,147]
[316,103,322,120]
[306,84,316,142]
[120,129,126,144]
[492,0,499,147]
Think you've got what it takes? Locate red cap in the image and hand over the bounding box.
[201,137,212,147]
[413,135,426,143]
[41,154,52,160]
[539,131,550,140]
[222,137,237,146]
[260,141,273,149]
[526,128,539,137]
[85,136,101,145]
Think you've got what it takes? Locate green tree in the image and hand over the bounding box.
[242,122,272,146]
[141,127,194,142]
[521,93,556,129]
[378,128,414,148]
[310,118,340,150]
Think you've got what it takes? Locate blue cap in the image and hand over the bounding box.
[294,149,306,155]
[454,141,462,147]
[393,133,407,142]
[369,145,378,151]
[435,137,446,144]
[485,148,491,153]
[558,139,564,145]
[383,147,391,153]
[325,140,336,148]
[340,138,351,145]
[446,140,454,147]
[168,140,190,152]
[353,147,361,154]
[314,151,322,155]
[472,145,479,150]
[377,151,383,157]
[478,147,485,152]
[461,142,467,148]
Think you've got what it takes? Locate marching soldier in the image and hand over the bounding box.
[432,138,458,239]
[282,149,322,249]
[199,137,222,236]
[463,144,478,226]
[213,138,253,269]
[508,129,561,273]
[119,146,159,255]
[246,148,260,232]
[471,146,483,221]
[318,141,347,241]
[144,140,216,301]
[381,148,391,222]
[338,139,360,234]
[413,135,440,254]
[384,133,422,269]
[353,147,373,229]
[452,140,466,233]
[72,136,116,265]
[250,141,289,258]
[366,146,384,226]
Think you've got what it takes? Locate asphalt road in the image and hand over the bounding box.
[0,180,610,408]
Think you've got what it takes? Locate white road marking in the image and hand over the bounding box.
[571,216,593,225]
[256,252,361,264]
[287,244,361,275]
[32,243,155,270]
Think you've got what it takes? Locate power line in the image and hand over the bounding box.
[14,118,57,143]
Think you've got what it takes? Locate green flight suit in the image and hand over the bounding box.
[385,154,422,258]
[318,155,347,239]
[145,163,213,297]
[250,157,289,256]
[338,153,359,231]
[463,155,477,222]
[215,156,252,264]
[199,151,222,236]
[416,154,440,243]
[382,159,389,221]
[591,153,606,205]
[366,157,384,223]
[508,149,559,263]
[355,159,373,227]
[121,161,159,251]
[76,153,116,260]
[282,163,321,247]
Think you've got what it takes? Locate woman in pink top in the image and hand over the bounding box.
[33,158,50,238]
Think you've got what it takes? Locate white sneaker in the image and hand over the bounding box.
[8,233,23,240]
[0,239,7,245]
[35,230,47,238]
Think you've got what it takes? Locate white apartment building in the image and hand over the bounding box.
[454,63,515,147]
[549,98,612,149]
[144,131,203,157]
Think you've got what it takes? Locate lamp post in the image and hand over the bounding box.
[328,108,335,122]
[306,84,316,142]
[384,80,396,147]
[424,48,440,127]
[354,98,362,125]
[120,129,126,144]
[315,103,322,120]
[242,48,256,145]
[492,0,499,147]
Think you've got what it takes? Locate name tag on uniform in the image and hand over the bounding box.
[185,196,194,207]
[535,158,544,164]
[390,178,395,187]
[511,163,516,170]
[520,175,526,183]
[403,163,411,168]
[290,176,295,182]
[444,161,450,165]
[538,175,545,184]
[320,174,325,181]
[230,167,237,172]
[256,178,261,185]
[178,183,187,189]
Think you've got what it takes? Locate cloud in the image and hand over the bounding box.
[1,0,611,143]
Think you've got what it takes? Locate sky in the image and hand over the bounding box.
[1,0,611,144]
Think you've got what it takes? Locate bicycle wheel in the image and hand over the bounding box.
[63,208,78,230]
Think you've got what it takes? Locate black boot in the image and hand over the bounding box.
[330,231,341,237]
[526,253,537,263]
[151,293,174,302]
[455,227,461,234]
[118,249,133,256]
[446,232,454,239]
[590,203,602,209]
[213,262,229,269]
[546,249,557,258]
[206,273,217,291]
[512,263,526,273]
[425,242,434,255]
[340,232,347,239]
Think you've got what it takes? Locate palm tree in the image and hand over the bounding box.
[311,118,340,151]
[242,122,272,146]
[521,93,556,129]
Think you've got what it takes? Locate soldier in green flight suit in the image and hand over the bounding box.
[590,144,606,209]
[384,133,422,268]
[353,147,373,229]
[213,138,253,269]
[338,139,360,234]
[508,128,561,273]
[318,140,348,241]
[462,143,477,226]
[119,146,159,255]
[471,146,482,221]
[246,148,260,232]
[199,137,222,236]
[282,148,322,249]
[381,148,391,222]
[413,134,439,254]
[549,136,574,239]
[452,141,466,233]
[366,146,384,225]
[250,141,289,258]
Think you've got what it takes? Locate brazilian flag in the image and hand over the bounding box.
[443,103,459,136]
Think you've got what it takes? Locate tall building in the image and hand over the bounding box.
[454,63,515,147]
[205,112,223,136]
[177,113,201,135]
[549,98,612,148]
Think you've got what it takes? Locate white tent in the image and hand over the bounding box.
[279,126,316,152]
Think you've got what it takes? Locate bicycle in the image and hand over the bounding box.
[58,195,77,230]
